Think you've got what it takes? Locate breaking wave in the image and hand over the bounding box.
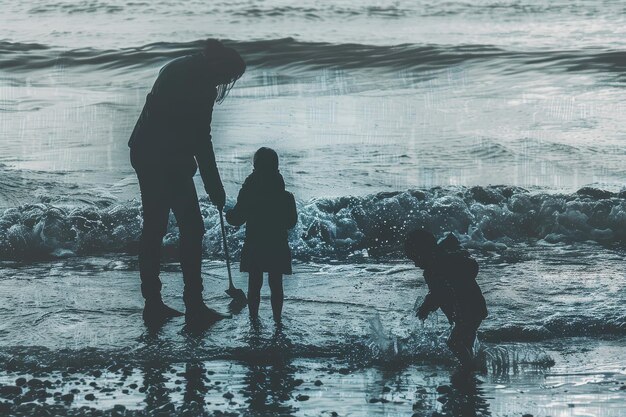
[2,185,626,261]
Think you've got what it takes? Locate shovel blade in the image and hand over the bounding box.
[226,287,248,303]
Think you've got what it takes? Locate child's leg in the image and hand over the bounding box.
[447,323,474,368]
[268,273,284,323]
[247,271,263,318]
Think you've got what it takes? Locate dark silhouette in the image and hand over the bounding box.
[226,147,297,323]
[404,230,488,369]
[128,39,246,327]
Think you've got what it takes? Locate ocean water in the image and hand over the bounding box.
[1,0,626,415]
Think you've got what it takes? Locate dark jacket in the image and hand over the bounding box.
[420,234,488,325]
[226,171,297,274]
[128,53,223,198]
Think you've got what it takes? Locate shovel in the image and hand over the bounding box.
[219,209,247,304]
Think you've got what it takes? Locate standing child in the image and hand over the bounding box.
[404,229,488,369]
[226,147,297,323]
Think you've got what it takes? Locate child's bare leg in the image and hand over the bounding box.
[268,272,284,323]
[247,271,263,318]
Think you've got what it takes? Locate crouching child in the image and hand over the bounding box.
[404,229,488,369]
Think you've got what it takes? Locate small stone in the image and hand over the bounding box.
[294,379,304,386]
[27,378,44,389]
[223,392,234,400]
[369,398,380,403]
[84,393,96,401]
[296,394,310,401]
[382,386,391,393]
[314,380,323,386]
[15,378,27,387]
[61,393,74,403]
[128,383,138,389]
[522,414,533,417]
[92,370,102,378]
[0,386,21,396]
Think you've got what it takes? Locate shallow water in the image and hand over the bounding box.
[0,255,625,415]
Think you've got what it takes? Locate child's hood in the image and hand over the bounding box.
[433,233,478,280]
[242,170,286,193]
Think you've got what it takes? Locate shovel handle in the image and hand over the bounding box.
[219,210,234,289]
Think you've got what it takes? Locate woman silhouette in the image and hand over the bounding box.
[129,39,246,327]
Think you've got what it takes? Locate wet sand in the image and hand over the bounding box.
[0,343,625,416]
[0,257,625,416]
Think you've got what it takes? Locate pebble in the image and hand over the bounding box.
[84,393,95,401]
[60,393,74,403]
[296,394,310,401]
[314,380,323,386]
[0,386,22,396]
[27,379,44,389]
[15,378,27,387]
[223,392,234,400]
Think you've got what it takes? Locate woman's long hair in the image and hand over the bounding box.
[203,39,246,104]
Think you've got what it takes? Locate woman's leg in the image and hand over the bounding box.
[268,273,284,323]
[248,271,263,318]
[171,176,205,309]
[137,172,170,304]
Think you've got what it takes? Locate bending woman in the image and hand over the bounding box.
[128,39,246,327]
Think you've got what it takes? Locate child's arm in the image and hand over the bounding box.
[284,192,298,229]
[225,186,249,226]
[417,292,440,320]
